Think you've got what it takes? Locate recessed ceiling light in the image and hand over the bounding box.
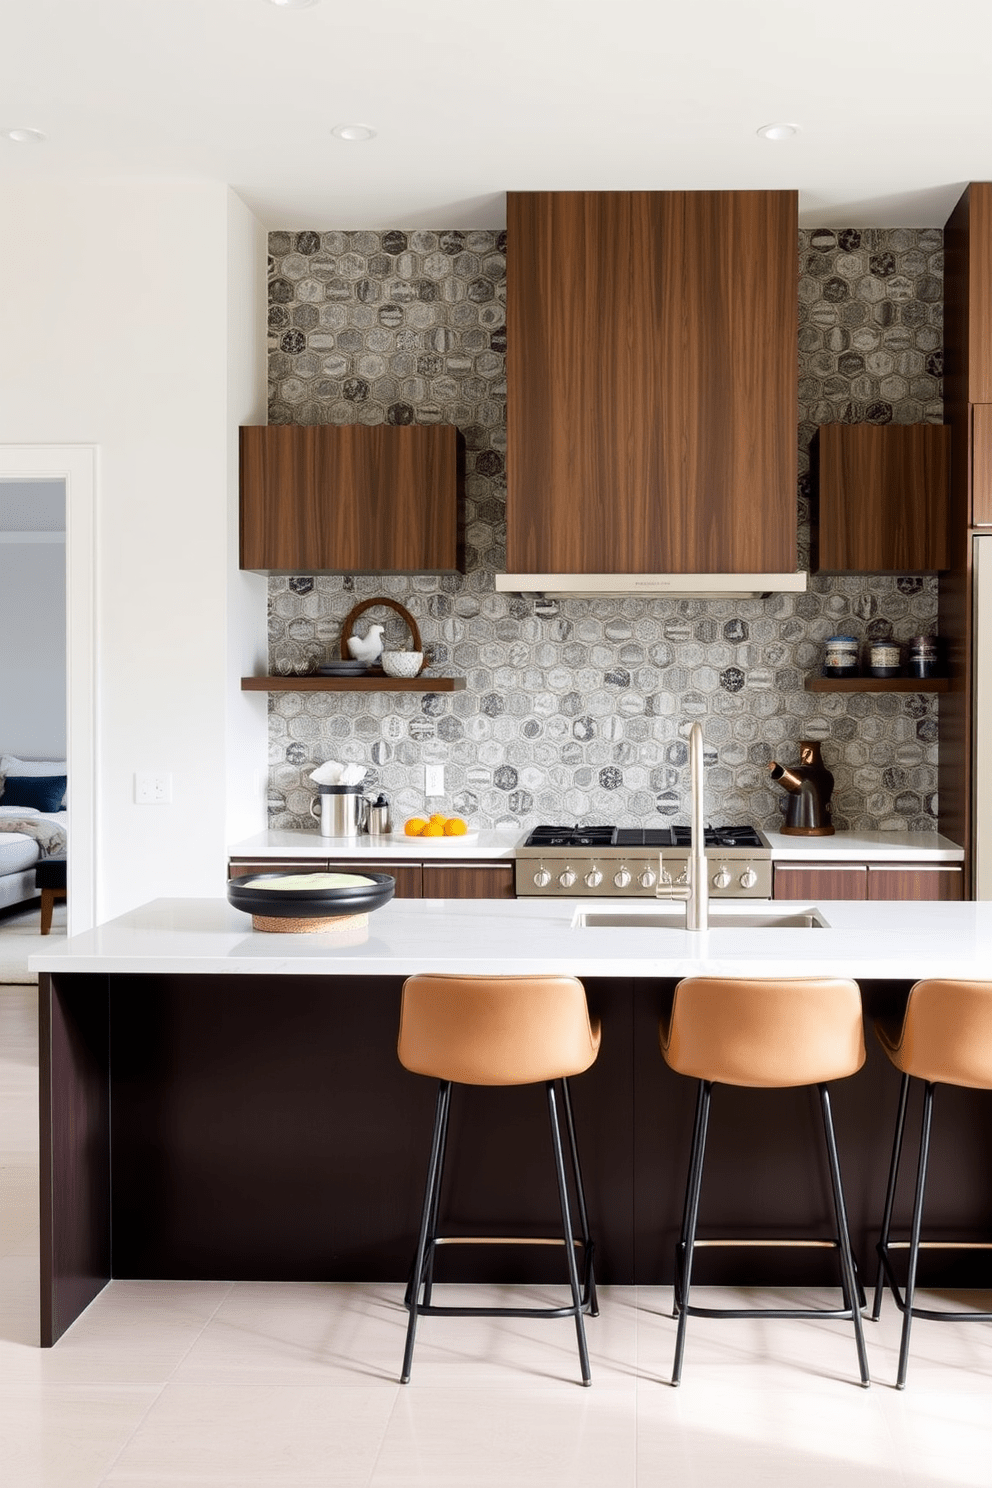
[3,127,46,144]
[756,123,799,142]
[268,1,320,8]
[332,124,376,143]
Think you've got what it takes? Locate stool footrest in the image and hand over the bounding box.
[683,1302,862,1321]
[875,1242,992,1323]
[408,1301,597,1320]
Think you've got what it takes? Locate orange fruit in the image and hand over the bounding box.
[422,821,445,836]
[404,818,427,836]
[429,812,446,823]
[443,818,468,835]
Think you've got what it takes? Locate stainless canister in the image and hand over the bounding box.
[366,800,391,836]
[309,783,368,838]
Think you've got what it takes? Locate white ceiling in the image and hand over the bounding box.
[2,0,989,229]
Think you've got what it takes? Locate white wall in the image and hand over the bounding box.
[0,181,268,920]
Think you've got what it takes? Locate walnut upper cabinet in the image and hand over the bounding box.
[239,424,461,574]
[811,423,950,572]
[505,190,798,575]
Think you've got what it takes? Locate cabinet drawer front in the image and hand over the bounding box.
[773,865,868,900]
[422,863,516,900]
[867,866,963,901]
[229,858,330,879]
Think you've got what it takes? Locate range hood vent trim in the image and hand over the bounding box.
[495,572,809,599]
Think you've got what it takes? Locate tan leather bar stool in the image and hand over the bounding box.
[661,975,870,1386]
[871,978,992,1388]
[397,973,601,1385]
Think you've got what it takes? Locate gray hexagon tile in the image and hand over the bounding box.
[265,228,941,836]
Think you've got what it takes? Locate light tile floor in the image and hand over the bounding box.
[2,983,991,1486]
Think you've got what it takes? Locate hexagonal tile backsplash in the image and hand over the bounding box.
[266,226,941,837]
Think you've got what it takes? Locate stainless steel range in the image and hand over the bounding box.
[515,824,772,899]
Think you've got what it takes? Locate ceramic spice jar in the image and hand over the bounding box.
[907,635,939,678]
[823,635,859,678]
[869,642,901,678]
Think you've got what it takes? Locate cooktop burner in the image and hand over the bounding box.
[523,825,618,848]
[522,824,765,850]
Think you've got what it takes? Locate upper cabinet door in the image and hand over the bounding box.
[812,423,950,572]
[239,424,460,574]
[505,191,798,575]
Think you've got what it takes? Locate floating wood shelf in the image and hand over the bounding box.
[805,676,949,693]
[241,675,466,693]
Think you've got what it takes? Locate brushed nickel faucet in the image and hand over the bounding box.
[655,720,709,931]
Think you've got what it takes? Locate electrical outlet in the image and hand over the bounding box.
[135,771,172,804]
[425,764,445,797]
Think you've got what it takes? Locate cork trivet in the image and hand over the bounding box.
[251,911,369,934]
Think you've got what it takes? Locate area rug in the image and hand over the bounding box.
[0,900,67,984]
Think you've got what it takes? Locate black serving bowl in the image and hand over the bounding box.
[227,869,395,921]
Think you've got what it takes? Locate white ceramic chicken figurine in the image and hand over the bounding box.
[346,623,386,665]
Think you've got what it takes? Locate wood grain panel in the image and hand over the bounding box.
[108,975,635,1285]
[422,863,516,899]
[506,191,797,575]
[938,185,981,882]
[39,974,111,1345]
[973,404,992,524]
[239,424,459,573]
[866,866,964,901]
[772,865,867,900]
[968,185,992,402]
[813,424,950,571]
[240,676,466,692]
[228,858,330,879]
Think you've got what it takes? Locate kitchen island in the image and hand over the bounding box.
[33,896,992,1343]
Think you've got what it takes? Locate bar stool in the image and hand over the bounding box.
[871,978,992,1388]
[660,975,870,1386]
[397,973,601,1385]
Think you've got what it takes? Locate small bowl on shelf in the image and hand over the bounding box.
[381,650,424,678]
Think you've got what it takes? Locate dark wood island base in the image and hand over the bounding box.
[38,971,992,1345]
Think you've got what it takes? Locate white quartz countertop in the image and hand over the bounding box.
[229,828,963,865]
[763,830,963,862]
[30,894,992,980]
[228,828,520,861]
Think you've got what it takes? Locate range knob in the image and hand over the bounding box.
[638,867,657,888]
[712,867,732,890]
[584,867,603,888]
[558,867,577,888]
[739,867,758,890]
[533,867,551,888]
[614,866,632,889]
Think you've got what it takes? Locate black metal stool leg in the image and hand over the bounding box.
[872,1072,911,1321]
[400,1080,450,1384]
[420,1082,452,1311]
[897,1081,935,1390]
[547,1080,592,1385]
[673,1080,707,1318]
[672,1080,712,1386]
[560,1076,598,1317]
[819,1084,871,1387]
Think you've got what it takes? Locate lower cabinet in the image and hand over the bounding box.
[774,863,963,901]
[422,862,515,899]
[228,857,514,900]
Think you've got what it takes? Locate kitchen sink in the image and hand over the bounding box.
[573,905,829,930]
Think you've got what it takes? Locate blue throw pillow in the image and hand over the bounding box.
[2,775,67,813]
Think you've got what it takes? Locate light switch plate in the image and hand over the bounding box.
[135,771,172,804]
